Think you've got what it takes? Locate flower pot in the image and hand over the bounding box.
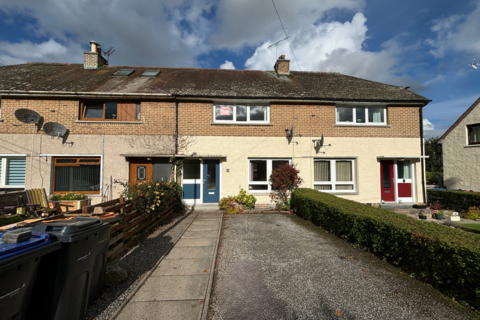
[436,214,444,220]
[413,205,427,209]
[419,215,427,220]
[49,199,91,212]
[445,215,460,222]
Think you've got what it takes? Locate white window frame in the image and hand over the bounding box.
[336,106,387,125]
[0,156,27,189]
[248,158,291,192]
[314,159,356,193]
[213,105,270,124]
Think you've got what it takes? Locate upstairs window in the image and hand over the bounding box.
[468,124,480,145]
[80,101,141,121]
[214,105,269,124]
[336,106,386,125]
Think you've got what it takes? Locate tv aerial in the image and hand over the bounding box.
[42,122,73,146]
[14,109,41,124]
[470,58,480,70]
[103,47,115,63]
[268,37,290,59]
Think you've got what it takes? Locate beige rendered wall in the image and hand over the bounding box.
[187,136,424,205]
[442,101,480,191]
[0,134,174,204]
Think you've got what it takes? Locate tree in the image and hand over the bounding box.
[425,136,443,173]
[269,163,303,209]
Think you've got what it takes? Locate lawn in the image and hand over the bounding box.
[461,224,480,232]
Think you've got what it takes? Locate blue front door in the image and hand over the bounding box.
[203,160,220,203]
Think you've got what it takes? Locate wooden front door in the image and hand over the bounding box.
[129,159,152,185]
[380,160,395,202]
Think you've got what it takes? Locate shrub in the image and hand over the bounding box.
[427,189,480,212]
[234,188,257,210]
[429,200,443,210]
[461,207,480,220]
[291,188,480,309]
[219,196,239,214]
[269,163,303,210]
[426,172,437,184]
[49,193,88,201]
[118,180,184,215]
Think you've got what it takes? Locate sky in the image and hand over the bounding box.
[1,0,480,139]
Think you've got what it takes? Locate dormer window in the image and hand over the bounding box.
[213,105,270,124]
[336,106,386,125]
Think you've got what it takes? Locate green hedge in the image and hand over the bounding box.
[427,189,480,211]
[291,188,480,309]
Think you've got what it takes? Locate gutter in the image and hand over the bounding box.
[0,90,172,99]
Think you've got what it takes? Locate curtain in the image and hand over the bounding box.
[54,165,100,192]
[336,185,354,190]
[369,107,384,123]
[315,185,332,190]
[314,161,330,181]
[336,161,352,181]
[398,160,411,179]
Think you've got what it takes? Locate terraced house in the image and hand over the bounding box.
[0,42,430,207]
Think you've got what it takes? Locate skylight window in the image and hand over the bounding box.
[112,69,134,76]
[141,70,161,77]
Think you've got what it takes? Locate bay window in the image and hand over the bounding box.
[249,159,290,191]
[214,105,269,124]
[336,106,386,125]
[314,159,355,192]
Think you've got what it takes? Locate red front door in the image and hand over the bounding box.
[380,160,395,202]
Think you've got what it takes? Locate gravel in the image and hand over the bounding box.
[208,213,478,320]
[85,210,197,320]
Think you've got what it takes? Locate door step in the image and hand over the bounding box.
[380,203,415,209]
[190,203,220,212]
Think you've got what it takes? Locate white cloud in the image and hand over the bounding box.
[423,119,435,131]
[426,1,480,58]
[0,39,82,65]
[219,60,235,69]
[244,13,412,86]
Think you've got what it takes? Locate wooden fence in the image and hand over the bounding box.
[67,197,177,260]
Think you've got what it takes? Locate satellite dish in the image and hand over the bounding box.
[14,109,41,124]
[319,133,324,147]
[42,122,67,137]
[291,124,295,137]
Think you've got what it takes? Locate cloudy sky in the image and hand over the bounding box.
[1,0,479,138]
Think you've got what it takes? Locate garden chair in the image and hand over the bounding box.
[26,188,73,217]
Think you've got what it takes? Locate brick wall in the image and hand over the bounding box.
[84,52,107,69]
[0,98,421,138]
[0,98,176,136]
[179,102,421,138]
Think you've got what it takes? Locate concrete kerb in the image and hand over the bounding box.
[200,212,223,320]
[109,211,200,320]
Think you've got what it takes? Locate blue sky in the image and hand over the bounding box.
[1,0,480,139]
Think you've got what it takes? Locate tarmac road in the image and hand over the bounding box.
[207,213,478,320]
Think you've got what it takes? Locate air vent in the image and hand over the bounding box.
[112,69,134,76]
[141,70,161,77]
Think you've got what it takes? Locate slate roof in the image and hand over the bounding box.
[0,63,430,103]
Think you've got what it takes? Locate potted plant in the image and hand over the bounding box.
[429,200,443,218]
[49,193,91,212]
[435,210,445,220]
[418,210,427,220]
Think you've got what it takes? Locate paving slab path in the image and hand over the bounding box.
[208,213,478,320]
[115,212,222,320]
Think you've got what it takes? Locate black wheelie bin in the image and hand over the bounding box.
[0,229,61,320]
[88,218,111,305]
[29,217,109,320]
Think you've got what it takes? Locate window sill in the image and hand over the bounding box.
[316,190,359,195]
[75,120,144,124]
[211,122,273,126]
[334,124,390,128]
[464,144,480,148]
[247,191,271,196]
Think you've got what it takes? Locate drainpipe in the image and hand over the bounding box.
[174,95,179,155]
[420,105,426,204]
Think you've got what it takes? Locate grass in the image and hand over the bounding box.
[461,224,480,232]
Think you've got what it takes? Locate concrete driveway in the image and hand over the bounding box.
[208,213,478,320]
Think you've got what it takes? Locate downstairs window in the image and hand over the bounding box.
[53,157,101,193]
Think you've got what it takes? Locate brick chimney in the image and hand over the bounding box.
[84,41,108,69]
[274,55,290,75]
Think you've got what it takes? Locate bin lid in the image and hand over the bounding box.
[32,217,104,241]
[0,231,52,260]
